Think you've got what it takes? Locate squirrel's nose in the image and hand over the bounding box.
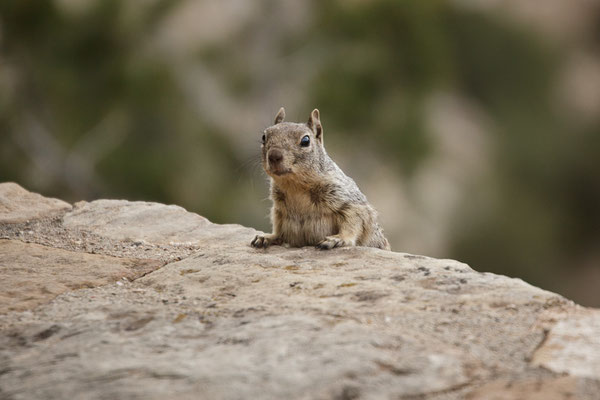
[268,149,283,165]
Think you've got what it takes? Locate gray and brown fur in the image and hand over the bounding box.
[251,107,390,251]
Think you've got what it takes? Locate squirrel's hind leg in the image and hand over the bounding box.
[316,213,361,250]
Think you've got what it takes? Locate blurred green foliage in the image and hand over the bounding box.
[0,0,242,222]
[307,1,599,298]
[1,0,598,305]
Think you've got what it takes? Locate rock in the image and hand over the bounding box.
[63,199,250,245]
[532,309,600,379]
[465,375,600,400]
[0,239,162,313]
[0,182,71,223]
[0,183,599,399]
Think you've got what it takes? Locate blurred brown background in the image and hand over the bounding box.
[1,0,599,306]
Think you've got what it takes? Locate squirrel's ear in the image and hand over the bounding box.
[307,108,322,142]
[274,107,285,124]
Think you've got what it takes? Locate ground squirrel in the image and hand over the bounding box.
[251,107,390,251]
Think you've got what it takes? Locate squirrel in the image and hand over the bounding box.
[251,107,390,251]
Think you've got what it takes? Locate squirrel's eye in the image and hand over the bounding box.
[300,135,310,147]
[261,134,266,144]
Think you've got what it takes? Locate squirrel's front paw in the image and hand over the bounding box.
[251,234,280,249]
[316,235,347,250]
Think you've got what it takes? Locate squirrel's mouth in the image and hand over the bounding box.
[268,167,292,176]
[272,169,292,176]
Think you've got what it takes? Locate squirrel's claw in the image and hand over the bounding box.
[251,234,280,249]
[251,235,266,248]
[316,236,345,250]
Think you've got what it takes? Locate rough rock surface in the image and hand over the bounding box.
[0,182,71,223]
[0,240,161,313]
[1,182,599,400]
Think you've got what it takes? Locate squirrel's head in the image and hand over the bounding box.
[260,107,326,184]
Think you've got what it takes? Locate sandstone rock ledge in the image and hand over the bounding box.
[0,182,599,400]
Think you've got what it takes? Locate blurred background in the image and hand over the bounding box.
[1,0,599,306]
